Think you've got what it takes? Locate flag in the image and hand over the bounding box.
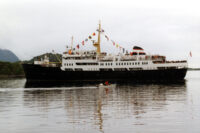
[105,35,109,41]
[190,51,192,57]
[92,32,96,36]
[111,40,115,46]
[76,44,79,49]
[82,41,84,45]
[68,49,72,55]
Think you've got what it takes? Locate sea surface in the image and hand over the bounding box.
[0,71,200,133]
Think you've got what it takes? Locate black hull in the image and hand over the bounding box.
[22,64,187,82]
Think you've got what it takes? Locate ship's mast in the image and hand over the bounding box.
[93,21,101,55]
[70,36,73,50]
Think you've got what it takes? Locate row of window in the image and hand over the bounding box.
[101,62,148,66]
[76,63,98,65]
[100,63,113,66]
[64,62,148,66]
[115,62,139,66]
[64,63,73,66]
[65,68,143,71]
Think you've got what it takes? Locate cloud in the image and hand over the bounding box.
[0,0,200,67]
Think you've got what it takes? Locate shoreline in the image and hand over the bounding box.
[0,75,25,79]
[188,68,200,71]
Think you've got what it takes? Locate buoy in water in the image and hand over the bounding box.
[104,81,109,86]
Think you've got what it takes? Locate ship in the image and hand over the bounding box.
[23,22,188,83]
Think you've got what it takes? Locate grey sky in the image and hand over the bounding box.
[0,0,200,67]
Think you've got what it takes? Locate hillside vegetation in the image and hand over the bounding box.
[24,53,62,63]
[0,61,24,77]
[0,52,62,78]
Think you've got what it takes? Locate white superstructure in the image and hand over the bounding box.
[60,48,187,71]
[34,22,188,72]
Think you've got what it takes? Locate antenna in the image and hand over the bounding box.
[70,36,74,50]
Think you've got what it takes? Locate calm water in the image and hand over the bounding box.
[0,71,200,133]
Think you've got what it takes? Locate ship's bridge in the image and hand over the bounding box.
[130,46,146,56]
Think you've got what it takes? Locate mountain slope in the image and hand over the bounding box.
[0,49,19,62]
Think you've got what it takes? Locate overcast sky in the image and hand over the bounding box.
[0,0,200,67]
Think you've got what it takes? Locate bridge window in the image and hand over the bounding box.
[76,63,98,65]
[132,52,137,55]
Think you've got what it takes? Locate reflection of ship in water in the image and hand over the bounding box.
[24,80,104,88]
[116,82,187,118]
[24,79,186,88]
[23,82,186,131]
